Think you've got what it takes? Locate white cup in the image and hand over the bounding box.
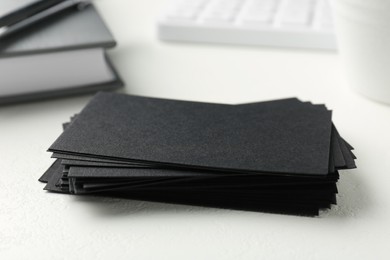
[331,0,390,104]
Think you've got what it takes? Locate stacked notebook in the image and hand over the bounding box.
[0,1,122,105]
[40,92,356,216]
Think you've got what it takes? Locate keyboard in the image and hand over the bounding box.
[157,0,336,50]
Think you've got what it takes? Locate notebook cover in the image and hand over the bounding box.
[0,53,123,105]
[0,3,116,57]
[0,0,64,27]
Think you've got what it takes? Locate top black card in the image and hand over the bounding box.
[49,92,333,176]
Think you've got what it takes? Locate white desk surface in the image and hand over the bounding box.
[1,0,390,259]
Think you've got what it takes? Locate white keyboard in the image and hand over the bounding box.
[157,0,336,50]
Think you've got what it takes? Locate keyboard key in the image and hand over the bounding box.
[165,0,209,21]
[281,0,315,27]
[202,0,244,23]
[241,11,274,25]
[212,0,241,10]
[248,0,279,11]
[178,0,208,8]
[281,11,311,26]
[317,0,333,29]
[203,11,236,23]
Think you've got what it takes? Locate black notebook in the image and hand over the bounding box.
[40,93,357,216]
[0,2,123,105]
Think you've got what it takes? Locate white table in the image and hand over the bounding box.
[1,0,389,259]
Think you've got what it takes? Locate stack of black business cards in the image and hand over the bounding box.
[39,92,356,216]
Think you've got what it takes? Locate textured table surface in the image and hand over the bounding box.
[1,0,389,259]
